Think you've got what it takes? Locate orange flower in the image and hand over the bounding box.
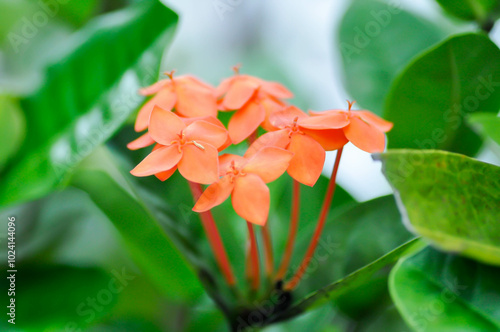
[217,73,292,144]
[130,106,228,184]
[193,147,293,225]
[134,71,217,132]
[127,115,231,151]
[310,101,393,153]
[246,106,348,186]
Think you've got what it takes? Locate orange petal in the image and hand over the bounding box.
[298,112,350,129]
[245,129,290,158]
[135,89,177,132]
[139,79,170,96]
[182,116,232,151]
[175,83,217,118]
[243,147,293,183]
[130,145,182,177]
[232,174,270,226]
[184,120,228,150]
[222,78,260,110]
[287,134,325,186]
[155,166,177,181]
[193,176,234,212]
[344,116,386,153]
[180,115,223,127]
[309,109,346,117]
[302,128,348,151]
[127,132,155,150]
[178,144,219,184]
[269,106,308,128]
[180,75,215,91]
[149,106,186,145]
[260,96,287,131]
[260,81,293,99]
[215,77,236,97]
[228,102,265,144]
[355,111,393,132]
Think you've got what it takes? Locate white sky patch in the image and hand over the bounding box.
[323,143,392,202]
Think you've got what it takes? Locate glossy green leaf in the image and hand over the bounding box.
[0,265,115,331]
[469,112,500,146]
[384,33,500,156]
[271,238,425,323]
[338,0,443,115]
[375,149,500,265]
[435,0,500,22]
[0,0,178,206]
[390,247,500,331]
[71,160,203,302]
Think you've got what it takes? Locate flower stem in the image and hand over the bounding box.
[275,179,300,281]
[188,181,236,286]
[284,147,343,290]
[261,222,274,278]
[246,221,260,291]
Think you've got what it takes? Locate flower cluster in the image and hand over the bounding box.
[129,69,392,226]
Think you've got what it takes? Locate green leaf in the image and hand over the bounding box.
[271,238,425,323]
[0,96,25,171]
[338,0,443,115]
[435,0,500,22]
[71,164,203,302]
[384,33,500,156]
[40,0,100,26]
[390,247,500,331]
[469,112,500,146]
[0,0,178,206]
[375,149,500,265]
[71,168,204,302]
[0,265,116,330]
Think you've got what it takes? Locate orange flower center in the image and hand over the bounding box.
[232,64,241,75]
[168,131,205,153]
[165,70,176,80]
[284,117,304,138]
[226,160,246,182]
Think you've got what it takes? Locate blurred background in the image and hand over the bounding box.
[0,0,499,331]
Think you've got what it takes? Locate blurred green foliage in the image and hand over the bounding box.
[0,0,499,331]
[338,0,444,115]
